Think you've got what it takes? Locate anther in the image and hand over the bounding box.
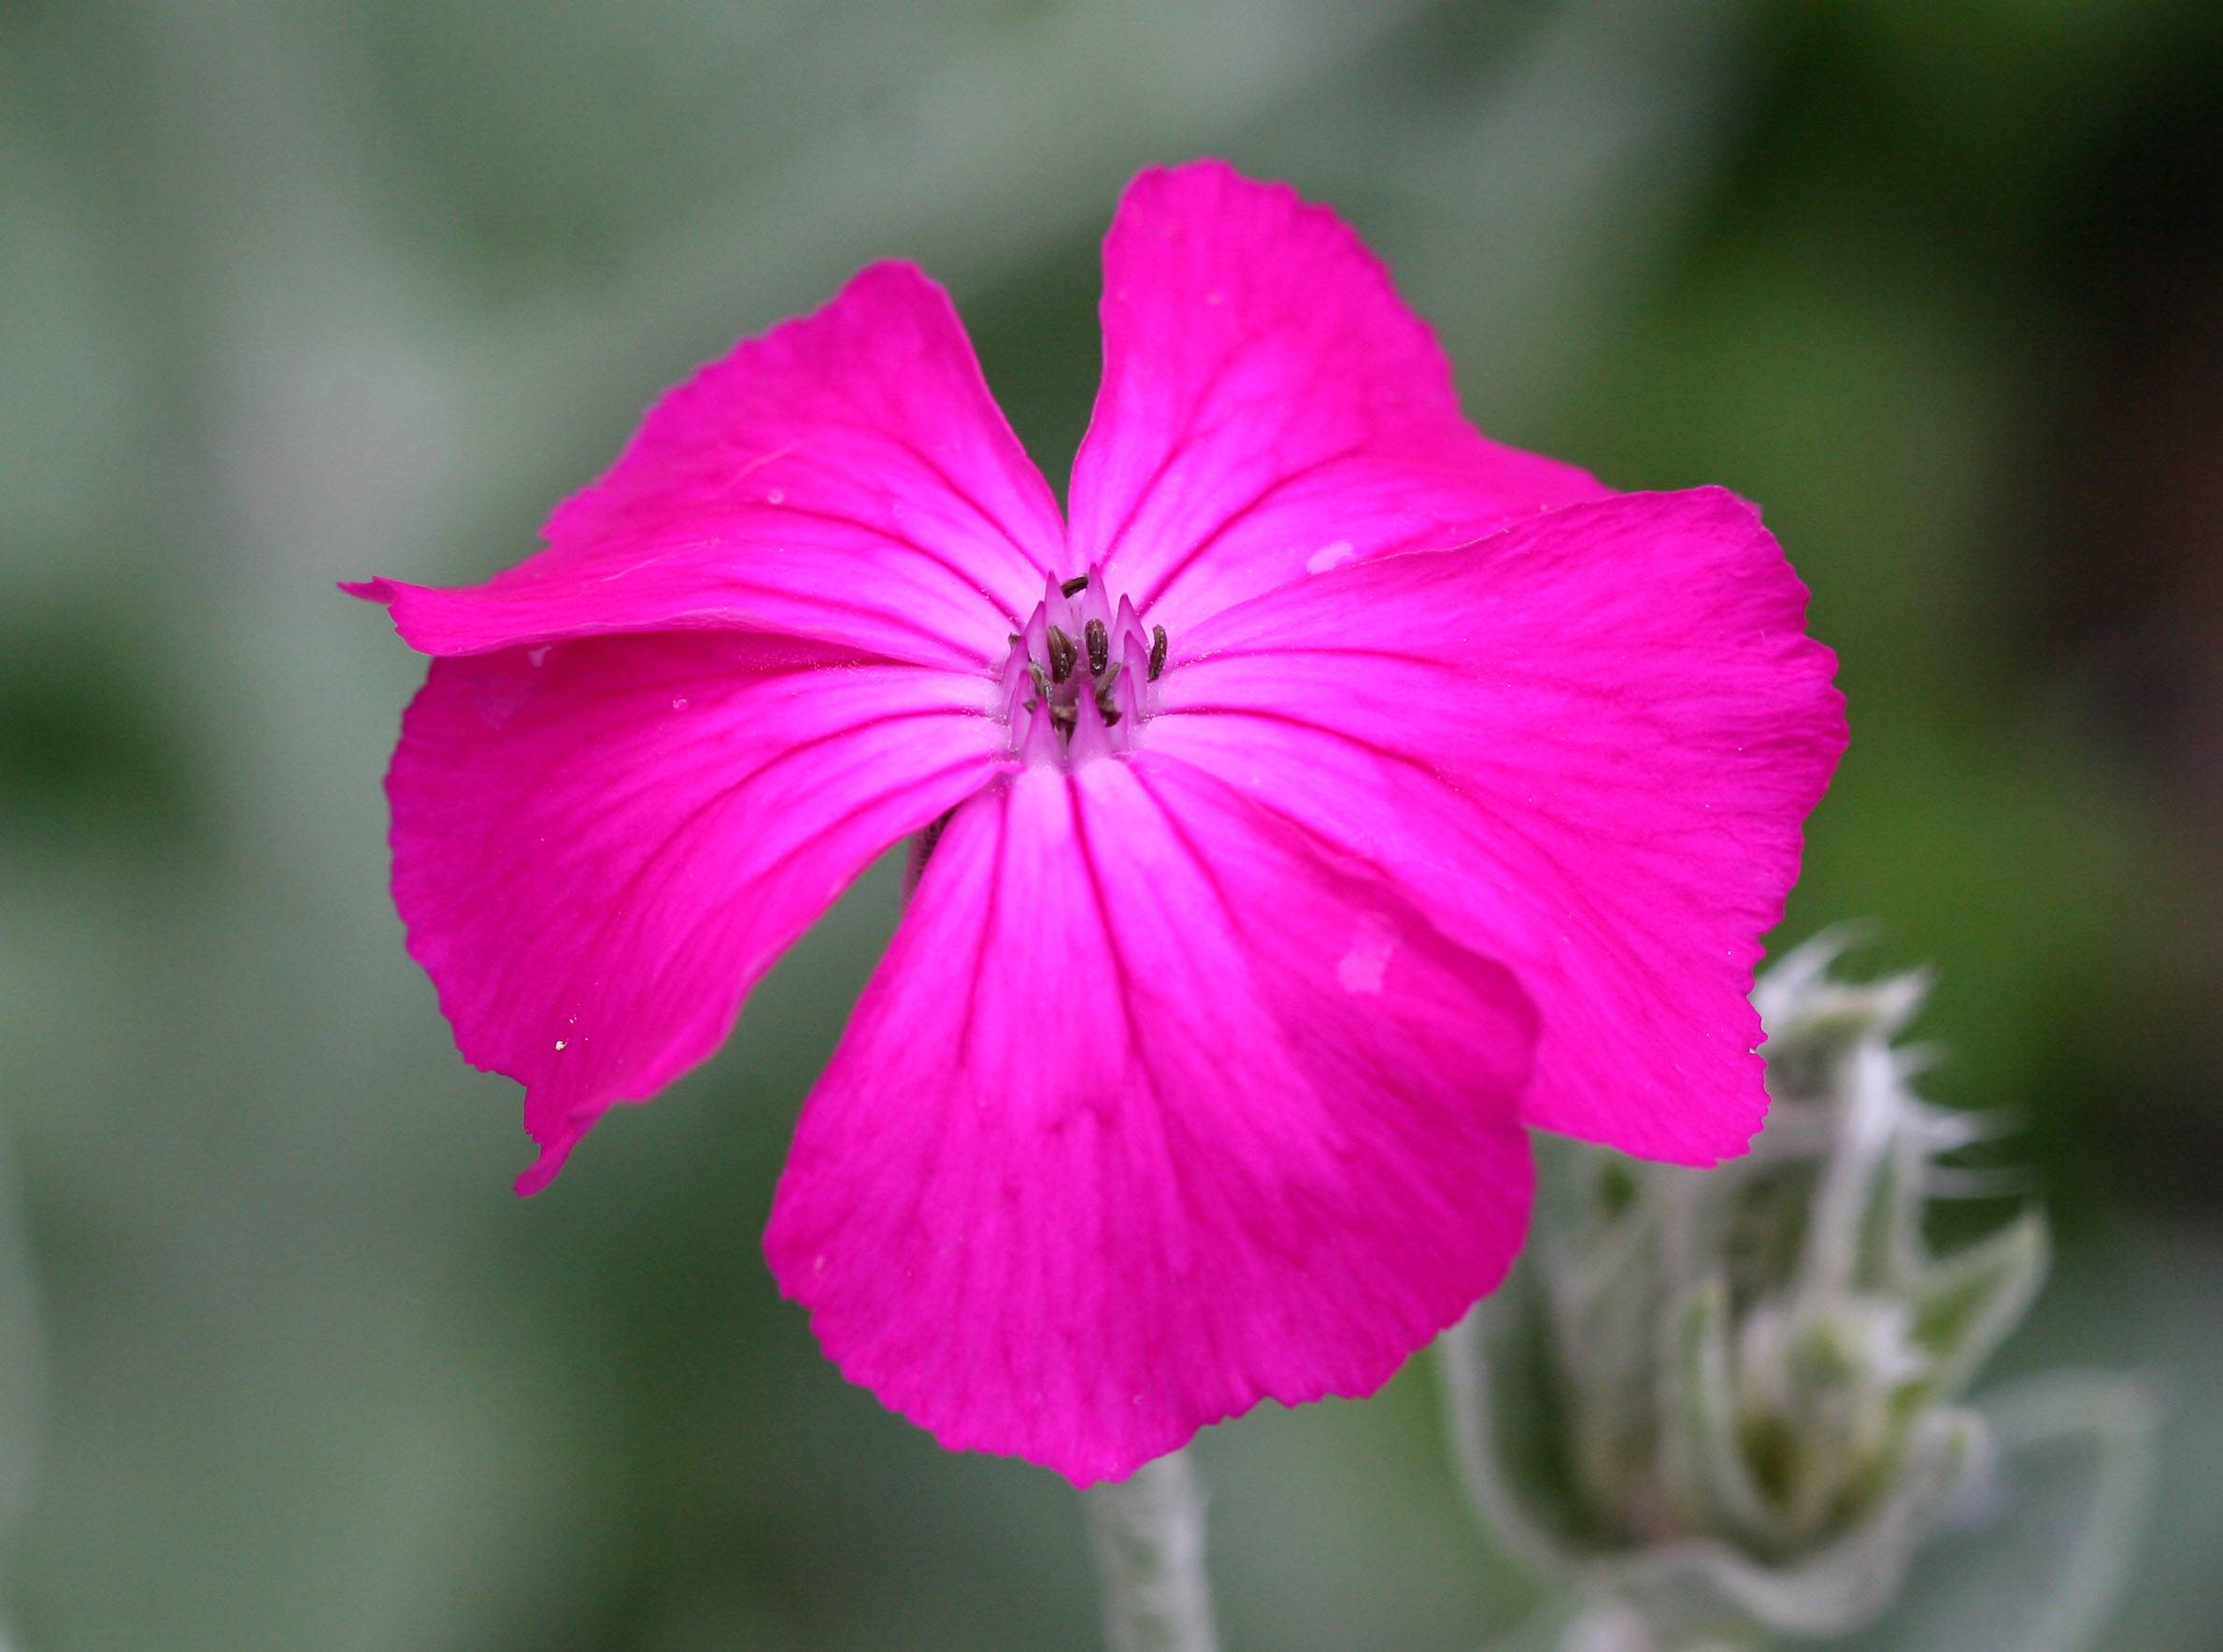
[1003,578,1156,758]
[1094,662,1123,726]
[1047,625,1076,684]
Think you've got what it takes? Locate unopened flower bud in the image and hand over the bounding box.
[1442,936,2069,1645]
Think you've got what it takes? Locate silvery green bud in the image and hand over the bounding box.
[1440,936,2099,1648]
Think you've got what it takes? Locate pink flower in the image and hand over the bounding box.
[349,162,1845,1485]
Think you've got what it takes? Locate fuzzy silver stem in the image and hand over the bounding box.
[1558,1594,1771,1652]
[1083,1449,1220,1652]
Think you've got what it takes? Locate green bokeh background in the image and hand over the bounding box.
[3,1,2218,1646]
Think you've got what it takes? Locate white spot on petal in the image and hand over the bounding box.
[1335,918,1397,995]
[1305,539,1357,576]
[671,695,690,711]
[553,1039,567,1051]
[766,489,785,505]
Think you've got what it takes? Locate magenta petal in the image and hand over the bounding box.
[1066,161,1607,636]
[764,754,1538,1485]
[353,263,1063,669]
[1154,487,1847,1166]
[386,633,1009,1192]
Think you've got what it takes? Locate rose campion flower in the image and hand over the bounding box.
[348,161,1845,1485]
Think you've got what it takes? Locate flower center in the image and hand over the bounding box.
[996,569,1168,764]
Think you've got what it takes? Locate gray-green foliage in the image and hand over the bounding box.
[1442,939,2155,1650]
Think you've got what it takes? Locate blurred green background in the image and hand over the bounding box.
[3,0,2219,1646]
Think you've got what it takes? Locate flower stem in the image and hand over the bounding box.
[1083,1449,1220,1652]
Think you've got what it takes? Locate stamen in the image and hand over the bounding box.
[998,579,1170,762]
[1047,625,1076,684]
[1094,662,1123,726]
